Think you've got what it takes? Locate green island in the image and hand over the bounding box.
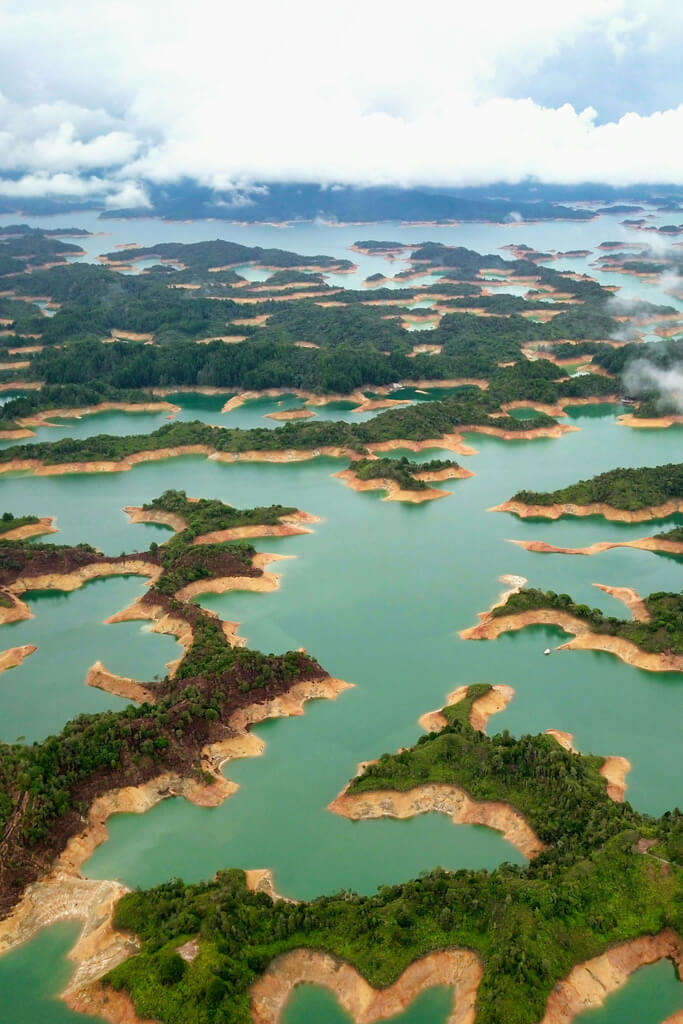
[510,463,683,512]
[0,494,324,915]
[0,511,40,535]
[0,392,563,469]
[490,588,683,656]
[0,230,670,423]
[102,684,681,1024]
[350,457,460,492]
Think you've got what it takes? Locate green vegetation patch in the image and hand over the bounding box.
[491,588,683,656]
[512,463,683,511]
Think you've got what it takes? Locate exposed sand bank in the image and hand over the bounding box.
[221,387,367,413]
[539,930,683,1024]
[123,505,188,533]
[491,498,683,522]
[418,684,514,735]
[509,536,683,557]
[6,559,161,598]
[460,607,683,673]
[251,947,483,1024]
[265,408,315,421]
[618,413,683,429]
[18,400,179,431]
[124,506,320,546]
[592,583,650,621]
[0,515,56,541]
[600,756,631,802]
[329,783,544,860]
[86,662,156,705]
[0,643,37,676]
[545,730,577,752]
[173,551,289,603]
[0,678,353,1017]
[333,465,473,503]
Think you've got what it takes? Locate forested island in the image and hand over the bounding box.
[0,493,333,915]
[98,683,681,1024]
[508,463,683,514]
[0,392,570,473]
[488,588,683,658]
[0,227,677,447]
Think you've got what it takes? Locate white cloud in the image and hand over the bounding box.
[0,0,682,201]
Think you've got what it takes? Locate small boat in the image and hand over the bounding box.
[543,648,551,656]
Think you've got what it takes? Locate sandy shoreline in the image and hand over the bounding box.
[86,662,156,705]
[618,413,683,429]
[418,684,515,734]
[124,505,320,545]
[251,948,483,1024]
[333,464,474,503]
[0,420,577,478]
[491,498,683,522]
[0,643,37,676]
[592,583,650,621]
[539,930,683,1024]
[509,536,683,557]
[328,783,544,860]
[16,400,180,432]
[459,607,683,673]
[0,676,353,1017]
[0,516,56,541]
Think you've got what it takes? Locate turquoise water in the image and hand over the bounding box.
[0,217,680,1021]
[282,985,453,1024]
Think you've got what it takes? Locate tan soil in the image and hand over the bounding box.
[351,398,412,413]
[1,678,353,1020]
[124,506,319,546]
[18,401,179,429]
[333,465,473,503]
[546,730,577,752]
[0,643,37,676]
[0,427,35,439]
[329,783,544,860]
[108,330,155,343]
[592,583,650,621]
[0,516,56,540]
[0,444,217,476]
[600,756,631,802]
[491,498,683,522]
[0,380,41,393]
[251,947,483,1024]
[86,662,156,704]
[407,343,443,357]
[418,684,515,734]
[540,930,683,1023]
[195,334,246,343]
[265,408,316,421]
[460,608,683,673]
[618,413,683,428]
[0,360,30,370]
[7,559,161,598]
[123,505,188,532]
[221,388,366,412]
[173,552,289,603]
[509,536,683,557]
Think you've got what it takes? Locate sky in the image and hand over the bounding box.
[0,0,682,207]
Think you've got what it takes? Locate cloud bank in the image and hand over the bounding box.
[1,0,682,203]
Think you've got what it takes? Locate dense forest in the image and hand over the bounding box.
[104,683,681,1024]
[511,463,683,511]
[351,456,459,491]
[0,393,560,467]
